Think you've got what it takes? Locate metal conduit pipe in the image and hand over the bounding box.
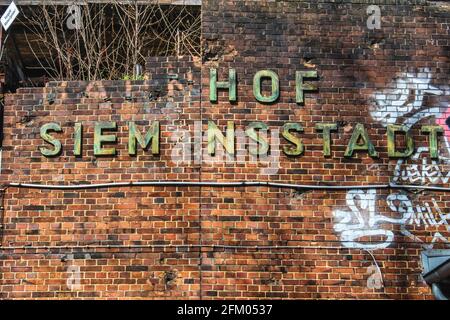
[422,256,450,300]
[0,240,434,251]
[4,181,450,192]
[431,284,449,300]
[0,244,343,250]
[6,181,389,190]
[0,181,436,190]
[423,260,450,284]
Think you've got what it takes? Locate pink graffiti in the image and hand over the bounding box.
[436,106,450,140]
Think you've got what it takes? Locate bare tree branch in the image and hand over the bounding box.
[18,0,201,81]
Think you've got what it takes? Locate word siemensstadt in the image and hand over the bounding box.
[38,69,444,159]
[40,121,443,159]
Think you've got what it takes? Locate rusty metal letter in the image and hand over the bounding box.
[315,123,337,157]
[40,123,62,157]
[387,124,414,158]
[282,123,304,156]
[209,68,237,102]
[94,122,117,156]
[128,121,160,155]
[344,123,378,158]
[208,121,235,155]
[421,125,443,159]
[253,70,279,103]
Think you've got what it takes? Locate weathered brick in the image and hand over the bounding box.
[0,0,449,300]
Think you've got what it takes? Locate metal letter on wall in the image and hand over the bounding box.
[296,70,317,104]
[315,123,337,157]
[421,125,444,159]
[94,122,117,156]
[40,123,62,157]
[387,124,414,158]
[128,121,160,155]
[208,121,235,155]
[245,122,270,156]
[282,122,304,156]
[253,70,279,103]
[209,68,237,102]
[344,123,378,158]
[73,122,82,157]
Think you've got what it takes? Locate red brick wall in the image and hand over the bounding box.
[1,0,450,299]
[0,56,203,299]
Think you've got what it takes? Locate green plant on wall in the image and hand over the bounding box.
[122,74,146,81]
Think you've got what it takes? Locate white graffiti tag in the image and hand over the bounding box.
[393,147,450,185]
[334,190,450,250]
[345,67,450,250]
[388,194,450,249]
[369,68,448,127]
[333,189,408,249]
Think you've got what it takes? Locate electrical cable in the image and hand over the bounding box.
[5,180,450,191]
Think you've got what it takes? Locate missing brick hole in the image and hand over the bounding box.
[202,41,237,63]
[336,121,348,127]
[292,190,307,199]
[266,276,280,285]
[148,88,165,101]
[202,45,223,62]
[163,270,178,285]
[336,121,354,134]
[124,93,133,101]
[19,114,36,125]
[368,38,385,49]
[302,56,316,68]
[46,93,56,104]
[408,188,428,195]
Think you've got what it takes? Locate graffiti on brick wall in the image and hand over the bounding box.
[371,67,450,185]
[333,189,397,250]
[333,189,450,249]
[334,69,450,250]
[369,68,447,127]
[393,147,450,185]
